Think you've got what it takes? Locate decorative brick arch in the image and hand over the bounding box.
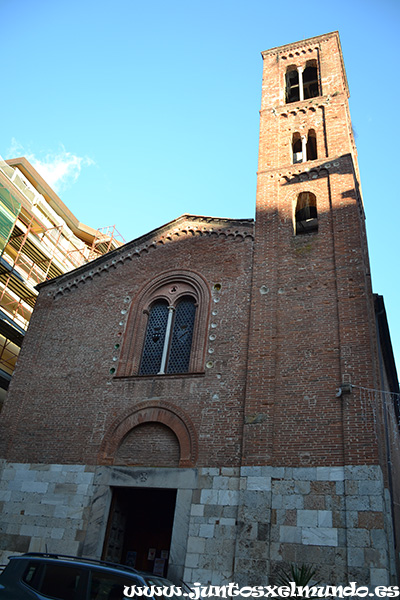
[117,269,210,376]
[98,400,198,467]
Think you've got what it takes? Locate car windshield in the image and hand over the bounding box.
[141,574,182,600]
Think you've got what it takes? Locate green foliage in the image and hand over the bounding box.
[275,563,318,587]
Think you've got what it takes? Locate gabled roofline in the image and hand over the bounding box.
[36,213,255,291]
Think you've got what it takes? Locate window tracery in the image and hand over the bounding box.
[117,271,210,377]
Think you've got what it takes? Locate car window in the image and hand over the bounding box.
[141,575,180,600]
[89,570,141,600]
[23,562,84,600]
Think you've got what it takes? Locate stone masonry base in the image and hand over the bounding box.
[0,461,395,586]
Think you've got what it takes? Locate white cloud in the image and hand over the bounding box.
[6,139,95,193]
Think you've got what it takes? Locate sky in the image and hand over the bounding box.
[1,0,399,377]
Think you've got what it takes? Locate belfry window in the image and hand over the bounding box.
[286,61,319,104]
[286,68,300,103]
[292,133,303,163]
[139,296,196,375]
[303,62,319,99]
[292,130,317,164]
[295,192,318,235]
[306,130,317,161]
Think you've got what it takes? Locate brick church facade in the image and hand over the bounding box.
[0,31,399,585]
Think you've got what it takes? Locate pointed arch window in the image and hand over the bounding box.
[295,192,318,235]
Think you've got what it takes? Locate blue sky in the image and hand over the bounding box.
[1,0,399,376]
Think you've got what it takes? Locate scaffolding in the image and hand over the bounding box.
[0,157,125,395]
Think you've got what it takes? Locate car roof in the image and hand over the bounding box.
[9,553,144,577]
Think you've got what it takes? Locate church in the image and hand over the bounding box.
[0,31,399,586]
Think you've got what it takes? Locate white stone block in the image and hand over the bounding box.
[348,547,365,567]
[358,481,382,496]
[183,568,193,584]
[192,569,213,585]
[76,483,90,495]
[14,469,36,481]
[318,510,332,527]
[219,518,236,526]
[28,537,45,552]
[21,524,40,537]
[1,468,16,481]
[302,527,338,546]
[280,526,301,543]
[54,505,69,519]
[51,528,65,540]
[228,478,240,491]
[64,465,85,472]
[316,467,331,481]
[271,494,283,509]
[292,467,317,480]
[21,481,49,494]
[281,494,303,509]
[7,480,23,491]
[201,468,220,476]
[294,481,310,495]
[74,472,94,485]
[247,477,271,491]
[370,568,389,586]
[190,504,204,517]
[212,477,229,490]
[329,467,345,481]
[297,510,318,527]
[200,489,219,505]
[185,553,199,569]
[218,490,239,506]
[240,466,263,477]
[187,536,206,554]
[199,524,215,538]
[221,467,239,477]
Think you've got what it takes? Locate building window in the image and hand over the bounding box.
[295,192,318,235]
[117,271,210,377]
[303,62,319,99]
[139,296,196,375]
[286,60,319,104]
[292,130,317,164]
[286,67,300,103]
[292,133,303,163]
[306,130,318,161]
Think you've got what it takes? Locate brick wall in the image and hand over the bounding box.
[0,217,254,468]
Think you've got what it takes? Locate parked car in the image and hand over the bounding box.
[0,552,179,600]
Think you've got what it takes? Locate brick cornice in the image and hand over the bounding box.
[261,31,339,58]
[41,215,254,300]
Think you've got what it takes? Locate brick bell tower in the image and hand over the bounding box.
[236,32,397,585]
